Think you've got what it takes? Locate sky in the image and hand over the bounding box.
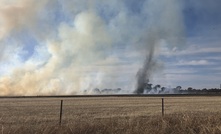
[0,0,221,95]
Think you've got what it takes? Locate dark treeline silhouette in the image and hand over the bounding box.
[178,87,221,94]
[134,79,221,94]
[160,85,221,94]
[84,88,122,94]
[137,81,221,94]
[84,84,221,94]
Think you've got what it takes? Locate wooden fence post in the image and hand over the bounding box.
[59,100,63,125]
[162,98,164,116]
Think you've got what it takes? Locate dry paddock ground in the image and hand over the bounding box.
[1,96,221,134]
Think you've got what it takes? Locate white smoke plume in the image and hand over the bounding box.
[0,0,185,95]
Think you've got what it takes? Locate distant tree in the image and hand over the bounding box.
[156,84,161,89]
[146,84,152,92]
[153,84,161,92]
[93,88,101,94]
[161,87,166,92]
[187,87,193,91]
[202,88,207,92]
[176,86,182,90]
[153,85,161,89]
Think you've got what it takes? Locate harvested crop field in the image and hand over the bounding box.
[1,96,221,134]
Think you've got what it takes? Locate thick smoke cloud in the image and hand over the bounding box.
[0,0,185,95]
[0,0,49,39]
[0,10,111,95]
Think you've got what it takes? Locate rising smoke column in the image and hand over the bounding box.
[135,0,185,94]
[135,45,155,94]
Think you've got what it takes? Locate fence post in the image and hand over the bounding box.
[162,98,164,116]
[59,100,63,125]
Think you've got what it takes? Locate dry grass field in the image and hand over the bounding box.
[1,96,221,134]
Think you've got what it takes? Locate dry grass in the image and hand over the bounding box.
[0,96,221,133]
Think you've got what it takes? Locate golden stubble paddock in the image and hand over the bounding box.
[1,96,221,134]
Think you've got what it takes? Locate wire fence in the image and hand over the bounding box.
[1,96,221,126]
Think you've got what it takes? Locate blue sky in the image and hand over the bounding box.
[0,0,220,95]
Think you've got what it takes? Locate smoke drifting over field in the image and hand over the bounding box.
[0,0,185,95]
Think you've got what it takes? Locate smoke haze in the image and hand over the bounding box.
[0,0,186,95]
